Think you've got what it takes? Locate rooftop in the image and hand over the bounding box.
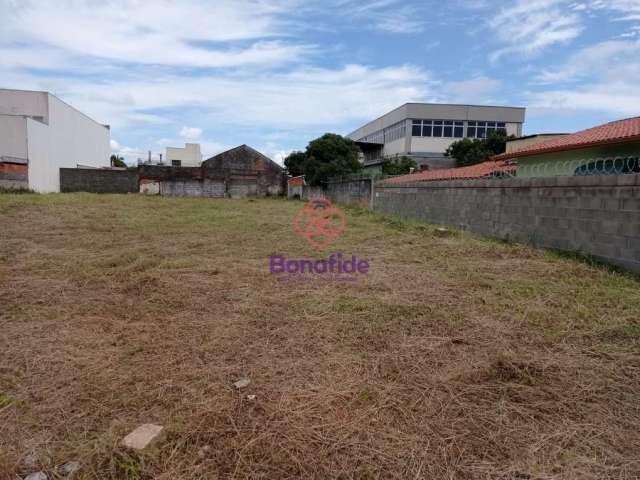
[495,117,640,161]
[382,160,516,185]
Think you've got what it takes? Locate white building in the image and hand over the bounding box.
[347,103,526,171]
[165,143,202,167]
[0,88,110,192]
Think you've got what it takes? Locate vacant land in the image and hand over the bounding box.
[1,193,639,479]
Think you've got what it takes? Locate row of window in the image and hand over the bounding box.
[412,120,507,139]
[361,120,406,144]
[360,119,509,144]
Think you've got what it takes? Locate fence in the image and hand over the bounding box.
[301,176,373,208]
[292,159,640,273]
[60,168,139,193]
[374,174,640,273]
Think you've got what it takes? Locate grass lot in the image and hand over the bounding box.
[1,193,640,479]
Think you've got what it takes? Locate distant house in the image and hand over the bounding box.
[165,143,202,167]
[494,117,640,177]
[0,88,110,192]
[287,175,305,198]
[202,145,285,197]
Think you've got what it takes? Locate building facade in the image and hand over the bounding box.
[493,117,640,178]
[0,89,111,192]
[165,143,202,167]
[203,144,285,197]
[347,103,526,171]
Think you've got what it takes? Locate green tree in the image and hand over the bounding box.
[381,156,417,176]
[445,130,515,167]
[284,133,361,186]
[110,154,127,168]
[284,151,306,177]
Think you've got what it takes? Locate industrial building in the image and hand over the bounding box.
[0,88,111,192]
[165,143,202,167]
[347,103,526,171]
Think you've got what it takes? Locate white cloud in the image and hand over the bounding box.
[527,37,640,116]
[536,40,640,83]
[529,81,640,116]
[2,63,432,131]
[0,0,311,68]
[488,0,584,62]
[445,76,502,98]
[179,127,203,141]
[324,0,426,33]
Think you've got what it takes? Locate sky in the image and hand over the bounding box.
[1,0,640,164]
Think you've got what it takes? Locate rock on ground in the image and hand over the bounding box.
[122,424,165,451]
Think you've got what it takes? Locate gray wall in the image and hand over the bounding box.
[60,168,139,193]
[302,178,373,208]
[374,175,640,272]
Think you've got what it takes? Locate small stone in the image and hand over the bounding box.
[247,395,256,401]
[122,424,165,451]
[233,378,251,389]
[58,461,81,476]
[24,472,47,480]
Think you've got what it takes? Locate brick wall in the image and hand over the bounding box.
[374,175,640,273]
[60,168,139,193]
[0,163,28,189]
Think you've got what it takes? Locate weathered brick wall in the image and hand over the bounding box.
[140,156,282,198]
[60,168,139,193]
[374,175,640,272]
[0,163,28,189]
[203,145,285,196]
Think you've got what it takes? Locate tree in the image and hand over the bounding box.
[381,156,417,176]
[445,130,515,167]
[284,133,361,186]
[110,154,127,168]
[284,151,306,177]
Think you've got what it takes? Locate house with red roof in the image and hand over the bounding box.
[287,175,306,198]
[493,117,640,177]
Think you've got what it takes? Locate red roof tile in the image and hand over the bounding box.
[382,160,516,185]
[494,117,640,161]
[288,176,305,186]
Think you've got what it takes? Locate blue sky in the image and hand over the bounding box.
[1,0,639,164]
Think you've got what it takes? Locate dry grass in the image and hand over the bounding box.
[1,193,639,480]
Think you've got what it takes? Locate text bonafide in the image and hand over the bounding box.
[270,254,369,275]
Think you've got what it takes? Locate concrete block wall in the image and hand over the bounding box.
[302,178,373,207]
[374,175,640,273]
[60,168,138,193]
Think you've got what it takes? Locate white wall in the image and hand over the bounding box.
[0,89,49,122]
[27,94,110,192]
[0,115,28,161]
[165,143,202,167]
[382,137,406,157]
